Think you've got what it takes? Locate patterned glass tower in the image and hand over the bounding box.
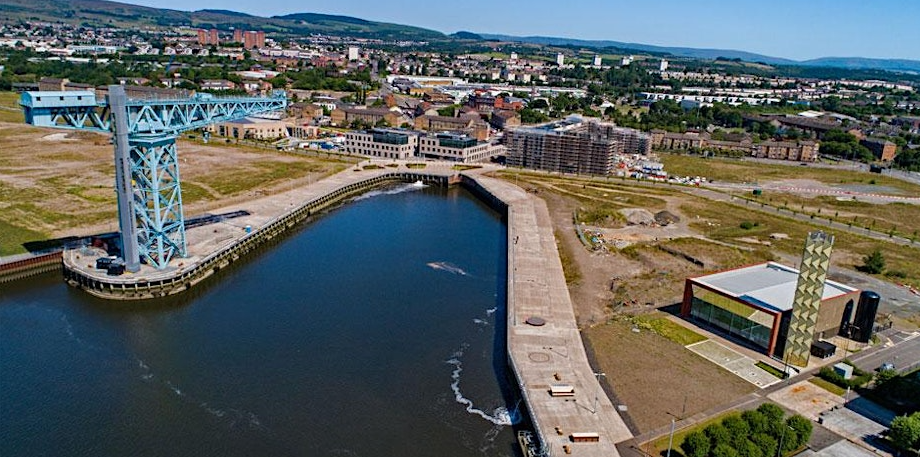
[784,231,835,367]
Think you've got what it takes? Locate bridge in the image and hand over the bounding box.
[20,86,287,271]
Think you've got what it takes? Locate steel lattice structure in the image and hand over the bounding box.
[21,86,287,271]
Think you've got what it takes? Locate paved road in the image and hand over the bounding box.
[850,330,920,374]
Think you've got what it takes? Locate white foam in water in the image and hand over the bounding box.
[353,182,428,201]
[445,347,520,427]
[166,381,184,396]
[426,261,469,276]
[485,307,497,316]
[472,318,489,326]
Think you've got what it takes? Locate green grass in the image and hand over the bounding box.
[809,377,846,396]
[0,92,24,123]
[405,163,427,169]
[451,164,482,171]
[554,229,581,284]
[660,153,920,195]
[0,219,48,256]
[756,361,786,379]
[632,314,707,346]
[202,160,340,196]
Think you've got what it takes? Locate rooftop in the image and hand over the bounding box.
[692,262,858,313]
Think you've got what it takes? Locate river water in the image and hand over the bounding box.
[0,183,520,457]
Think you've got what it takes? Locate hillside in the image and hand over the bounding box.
[0,0,445,40]
[478,34,920,73]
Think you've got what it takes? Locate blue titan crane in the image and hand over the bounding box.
[20,85,287,272]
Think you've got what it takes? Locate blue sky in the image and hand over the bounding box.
[127,0,920,61]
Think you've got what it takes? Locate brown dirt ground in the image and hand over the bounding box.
[507,174,770,433]
[583,318,756,433]
[0,121,352,254]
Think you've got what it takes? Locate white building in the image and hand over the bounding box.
[345,129,418,160]
[556,53,565,66]
[621,55,633,66]
[348,46,360,61]
[593,55,602,66]
[659,59,669,72]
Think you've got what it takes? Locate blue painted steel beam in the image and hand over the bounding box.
[20,87,288,271]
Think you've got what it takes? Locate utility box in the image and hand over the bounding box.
[833,362,853,380]
[811,340,837,359]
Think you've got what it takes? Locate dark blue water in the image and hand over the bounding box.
[0,184,518,457]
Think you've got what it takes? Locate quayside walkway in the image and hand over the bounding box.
[472,174,633,457]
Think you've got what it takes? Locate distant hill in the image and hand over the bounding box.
[1,0,917,73]
[0,0,445,40]
[478,34,920,73]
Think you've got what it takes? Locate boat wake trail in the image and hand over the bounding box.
[445,345,520,427]
[353,181,427,201]
[136,358,267,431]
[427,261,469,276]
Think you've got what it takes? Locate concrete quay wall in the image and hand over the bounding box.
[62,171,453,300]
[0,251,62,284]
[469,175,633,457]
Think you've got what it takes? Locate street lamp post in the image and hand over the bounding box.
[777,424,793,457]
[592,372,606,414]
[666,414,678,457]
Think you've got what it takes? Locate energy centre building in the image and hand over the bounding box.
[680,261,860,358]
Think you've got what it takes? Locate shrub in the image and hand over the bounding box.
[704,423,731,447]
[786,415,813,450]
[750,433,777,457]
[681,430,710,457]
[860,249,885,274]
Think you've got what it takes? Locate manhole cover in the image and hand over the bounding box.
[528,352,551,363]
[526,316,546,326]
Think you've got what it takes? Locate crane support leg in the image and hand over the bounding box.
[130,136,187,270]
[109,85,142,272]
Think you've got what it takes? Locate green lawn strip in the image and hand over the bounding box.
[809,377,846,396]
[632,314,707,346]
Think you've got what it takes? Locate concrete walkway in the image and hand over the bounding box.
[474,175,632,457]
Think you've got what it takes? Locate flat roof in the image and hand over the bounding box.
[692,262,858,312]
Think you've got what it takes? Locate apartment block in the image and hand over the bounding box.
[505,117,651,175]
[344,129,418,160]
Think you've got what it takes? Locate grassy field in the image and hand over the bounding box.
[745,193,920,239]
[0,121,351,256]
[682,196,920,287]
[660,153,920,195]
[0,92,24,123]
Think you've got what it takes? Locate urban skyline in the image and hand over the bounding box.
[126,0,920,61]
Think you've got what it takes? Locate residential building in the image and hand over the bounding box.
[197,29,219,46]
[860,138,898,162]
[347,46,359,61]
[505,117,651,175]
[213,117,289,140]
[681,262,858,357]
[752,140,820,162]
[344,129,418,159]
[490,110,521,130]
[200,79,236,91]
[330,107,398,127]
[556,53,565,66]
[414,114,490,141]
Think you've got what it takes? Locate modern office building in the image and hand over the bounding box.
[505,117,651,175]
[418,132,497,163]
[681,262,859,358]
[344,129,419,160]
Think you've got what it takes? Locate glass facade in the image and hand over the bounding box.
[689,286,775,351]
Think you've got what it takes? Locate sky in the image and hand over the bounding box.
[126,0,920,61]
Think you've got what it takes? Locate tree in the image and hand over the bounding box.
[750,433,778,457]
[742,410,770,435]
[705,423,732,448]
[890,413,920,453]
[786,415,813,450]
[861,249,886,274]
[723,414,751,447]
[712,443,740,457]
[736,439,764,457]
[680,430,710,457]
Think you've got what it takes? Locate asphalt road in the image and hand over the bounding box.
[850,330,920,374]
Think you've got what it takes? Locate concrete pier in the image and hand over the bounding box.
[472,174,633,457]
